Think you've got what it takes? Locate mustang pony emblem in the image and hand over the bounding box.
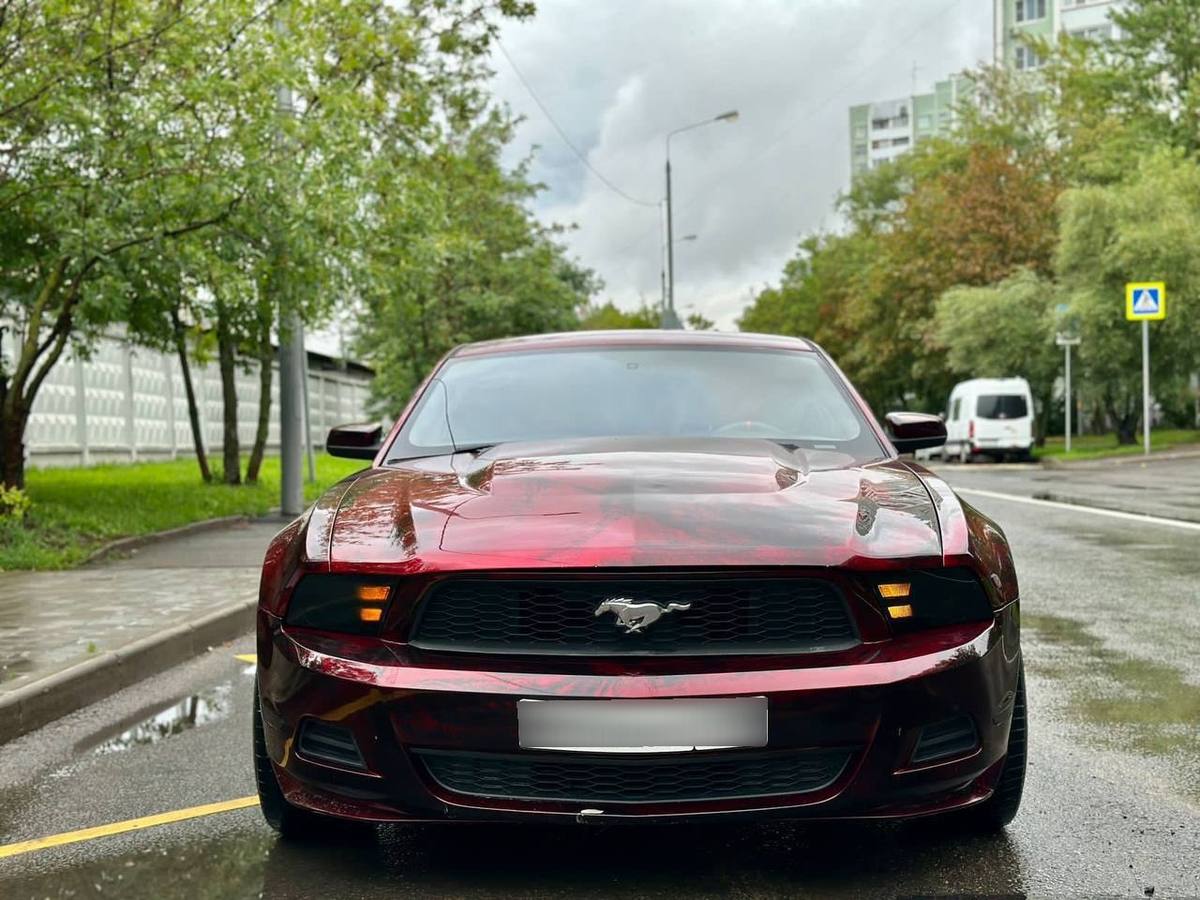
[594,598,690,634]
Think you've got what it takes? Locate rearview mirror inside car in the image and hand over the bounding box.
[883,412,947,454]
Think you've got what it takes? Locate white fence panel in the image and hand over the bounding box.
[23,334,373,468]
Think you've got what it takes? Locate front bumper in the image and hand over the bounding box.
[256,603,1021,824]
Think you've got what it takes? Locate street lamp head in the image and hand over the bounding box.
[715,110,739,123]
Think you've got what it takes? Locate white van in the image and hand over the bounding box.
[941,377,1034,462]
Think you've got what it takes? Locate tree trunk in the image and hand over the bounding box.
[1110,395,1139,445]
[215,298,241,485]
[0,404,28,491]
[171,309,212,483]
[245,310,272,485]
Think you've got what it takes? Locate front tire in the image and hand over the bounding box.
[254,678,336,840]
[965,664,1027,830]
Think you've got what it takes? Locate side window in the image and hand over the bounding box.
[951,398,962,421]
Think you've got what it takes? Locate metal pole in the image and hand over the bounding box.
[301,346,315,484]
[275,19,304,516]
[279,316,305,515]
[1064,343,1072,454]
[1142,318,1151,456]
[665,154,675,322]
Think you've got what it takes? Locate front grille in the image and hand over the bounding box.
[410,577,858,655]
[417,749,852,804]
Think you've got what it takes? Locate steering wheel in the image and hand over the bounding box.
[711,420,790,438]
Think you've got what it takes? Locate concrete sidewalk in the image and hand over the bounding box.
[0,518,285,741]
[933,452,1200,523]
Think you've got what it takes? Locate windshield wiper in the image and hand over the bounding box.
[451,442,498,455]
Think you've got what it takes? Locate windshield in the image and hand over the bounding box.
[976,394,1028,419]
[389,347,884,461]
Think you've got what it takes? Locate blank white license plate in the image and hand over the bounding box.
[517,698,768,753]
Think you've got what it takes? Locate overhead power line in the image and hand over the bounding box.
[495,39,660,209]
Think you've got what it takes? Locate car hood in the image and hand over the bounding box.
[318,438,943,572]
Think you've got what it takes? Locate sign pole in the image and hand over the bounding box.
[1065,342,1072,454]
[1055,332,1080,455]
[1141,318,1150,456]
[1125,281,1164,458]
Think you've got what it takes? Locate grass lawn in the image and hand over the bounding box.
[0,454,367,571]
[1035,428,1200,462]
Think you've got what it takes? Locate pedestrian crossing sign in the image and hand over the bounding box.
[1126,282,1166,321]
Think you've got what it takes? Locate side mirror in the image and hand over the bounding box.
[326,423,383,460]
[883,412,947,454]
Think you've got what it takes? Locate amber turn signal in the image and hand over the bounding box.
[356,585,391,602]
[877,583,911,599]
[358,606,384,623]
[886,604,914,620]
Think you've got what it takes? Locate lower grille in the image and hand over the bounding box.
[416,749,851,804]
[297,720,367,771]
[410,576,859,656]
[911,715,978,764]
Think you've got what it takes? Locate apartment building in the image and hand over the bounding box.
[848,1,1125,181]
[849,76,972,179]
[994,0,1125,71]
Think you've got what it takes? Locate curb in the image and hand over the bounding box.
[83,515,253,566]
[1030,490,1200,525]
[1039,447,1200,469]
[0,597,256,745]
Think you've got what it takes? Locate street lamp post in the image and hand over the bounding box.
[660,231,697,321]
[664,109,738,328]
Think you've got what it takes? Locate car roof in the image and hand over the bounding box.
[452,329,817,358]
[951,377,1031,391]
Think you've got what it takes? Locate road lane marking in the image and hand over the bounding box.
[957,488,1200,532]
[0,796,259,860]
[234,653,257,663]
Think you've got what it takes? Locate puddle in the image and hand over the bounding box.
[1027,614,1200,798]
[87,682,234,756]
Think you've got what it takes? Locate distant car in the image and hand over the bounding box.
[253,330,1025,839]
[940,377,1035,463]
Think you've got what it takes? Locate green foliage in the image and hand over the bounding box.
[1056,150,1200,440]
[357,110,601,413]
[0,455,363,571]
[935,270,1062,435]
[743,0,1200,436]
[0,486,31,521]
[578,302,662,330]
[0,0,539,488]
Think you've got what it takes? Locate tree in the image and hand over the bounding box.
[934,270,1062,442]
[0,1,283,488]
[1056,150,1200,442]
[357,112,598,414]
[578,302,661,330]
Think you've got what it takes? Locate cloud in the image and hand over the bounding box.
[491,0,992,328]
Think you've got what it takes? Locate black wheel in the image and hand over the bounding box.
[965,663,1027,831]
[253,679,334,840]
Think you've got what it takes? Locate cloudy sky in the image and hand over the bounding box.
[488,0,993,328]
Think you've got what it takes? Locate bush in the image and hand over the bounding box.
[0,485,31,522]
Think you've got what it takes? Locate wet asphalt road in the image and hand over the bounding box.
[2,482,1199,898]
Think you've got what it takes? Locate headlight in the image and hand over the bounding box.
[284,575,395,635]
[871,568,993,630]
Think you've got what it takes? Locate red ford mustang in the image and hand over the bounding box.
[253,330,1025,837]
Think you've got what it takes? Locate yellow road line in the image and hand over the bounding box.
[234,653,257,663]
[0,796,260,860]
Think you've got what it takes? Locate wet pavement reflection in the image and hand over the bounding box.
[88,685,233,756]
[1,816,1027,899]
